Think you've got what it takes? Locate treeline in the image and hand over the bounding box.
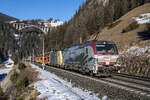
[45,0,150,50]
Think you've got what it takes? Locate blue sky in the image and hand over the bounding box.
[0,0,86,21]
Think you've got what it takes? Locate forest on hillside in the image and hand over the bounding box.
[44,0,150,50]
[0,21,42,63]
[0,22,17,63]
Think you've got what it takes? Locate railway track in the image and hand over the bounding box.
[112,73,150,82]
[33,62,150,99]
[101,75,150,95]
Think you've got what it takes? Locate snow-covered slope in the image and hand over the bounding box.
[30,63,107,100]
[120,46,150,56]
[96,3,150,50]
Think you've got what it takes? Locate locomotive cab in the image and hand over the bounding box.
[91,41,120,74]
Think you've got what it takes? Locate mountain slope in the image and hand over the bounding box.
[94,3,150,50]
[45,0,150,50]
[0,13,19,22]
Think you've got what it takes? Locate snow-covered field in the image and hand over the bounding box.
[30,63,107,100]
[133,13,150,24]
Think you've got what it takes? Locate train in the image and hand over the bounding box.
[35,40,120,76]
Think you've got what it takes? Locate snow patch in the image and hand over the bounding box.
[50,21,63,27]
[30,63,101,100]
[0,69,12,75]
[120,46,150,56]
[0,58,14,76]
[133,13,150,24]
[4,58,14,68]
[102,96,108,100]
[44,20,63,27]
[13,33,20,40]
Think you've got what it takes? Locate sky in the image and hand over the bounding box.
[0,0,86,22]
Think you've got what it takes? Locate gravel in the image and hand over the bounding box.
[42,64,150,100]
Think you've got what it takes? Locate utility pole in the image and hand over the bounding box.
[42,38,45,69]
[56,40,57,49]
[30,54,32,63]
[33,49,34,63]
[80,36,82,44]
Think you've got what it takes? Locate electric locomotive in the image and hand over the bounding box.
[63,40,120,76]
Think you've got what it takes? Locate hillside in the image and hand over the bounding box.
[89,3,150,77]
[0,22,18,63]
[93,3,150,50]
[0,13,19,22]
[45,0,150,50]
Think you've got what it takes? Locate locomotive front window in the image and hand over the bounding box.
[96,44,116,54]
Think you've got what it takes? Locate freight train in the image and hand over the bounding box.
[35,40,120,76]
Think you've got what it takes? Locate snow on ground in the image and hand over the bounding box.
[120,46,150,56]
[0,58,14,73]
[0,58,14,81]
[133,13,150,24]
[2,58,14,68]
[30,63,106,100]
[0,68,12,75]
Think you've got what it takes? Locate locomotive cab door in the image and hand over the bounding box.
[87,46,96,72]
